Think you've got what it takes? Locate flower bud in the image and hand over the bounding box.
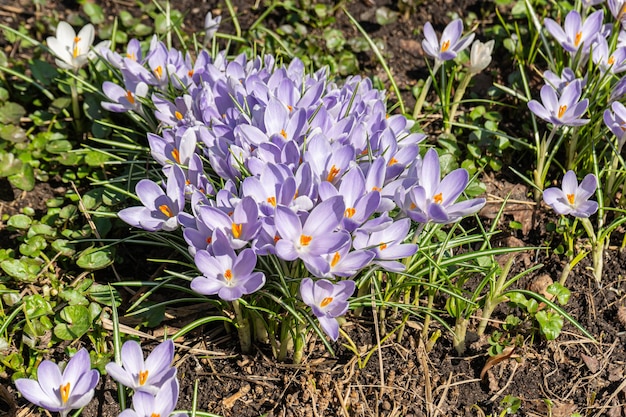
[469,39,495,74]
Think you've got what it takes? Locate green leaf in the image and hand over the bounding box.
[54,305,91,340]
[375,7,399,25]
[7,214,32,229]
[52,239,76,256]
[19,235,47,257]
[0,125,27,143]
[0,102,26,124]
[23,293,53,317]
[59,288,89,306]
[547,283,571,305]
[83,2,105,24]
[0,152,23,177]
[88,283,121,307]
[45,140,73,154]
[1,257,42,282]
[535,310,563,340]
[29,59,59,87]
[84,150,110,166]
[8,163,35,191]
[76,246,115,270]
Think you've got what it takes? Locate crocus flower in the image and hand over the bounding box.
[105,339,176,395]
[300,278,355,341]
[15,349,100,417]
[604,101,626,152]
[543,68,581,93]
[543,10,603,54]
[543,170,598,218]
[119,377,187,417]
[608,0,626,24]
[422,19,475,63]
[118,165,186,232]
[592,37,626,73]
[404,149,486,224]
[47,21,95,71]
[191,230,266,301]
[527,79,590,126]
[469,39,495,74]
[204,11,222,45]
[353,218,417,272]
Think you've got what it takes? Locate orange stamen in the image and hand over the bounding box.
[126,52,136,61]
[60,383,71,403]
[409,202,416,210]
[171,148,180,163]
[330,252,341,267]
[267,196,277,207]
[159,205,173,218]
[433,193,443,204]
[188,69,194,77]
[441,39,451,52]
[566,194,575,205]
[327,165,340,182]
[609,55,616,65]
[206,236,212,244]
[72,37,81,58]
[274,234,280,244]
[379,242,387,251]
[224,269,233,280]
[287,105,293,112]
[558,105,567,119]
[126,90,135,104]
[574,31,582,47]
[232,223,243,239]
[154,65,163,79]
[388,157,398,166]
[320,297,333,307]
[280,129,287,139]
[175,111,184,120]
[371,186,381,192]
[151,414,160,417]
[138,370,149,386]
[300,235,313,246]
[344,207,356,218]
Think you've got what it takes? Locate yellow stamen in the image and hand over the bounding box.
[154,65,163,79]
[558,105,567,119]
[175,111,184,120]
[300,235,312,246]
[287,105,293,112]
[371,186,381,192]
[433,193,443,204]
[280,129,287,139]
[151,414,160,417]
[344,207,356,218]
[126,90,135,104]
[441,39,451,52]
[609,55,616,65]
[224,269,233,280]
[388,157,398,166]
[126,52,136,61]
[320,297,333,307]
[566,193,575,205]
[232,223,242,239]
[60,383,71,403]
[159,204,173,218]
[379,242,387,251]
[72,37,81,58]
[267,196,277,207]
[574,31,582,47]
[138,370,149,386]
[171,148,180,163]
[327,165,340,182]
[330,252,341,267]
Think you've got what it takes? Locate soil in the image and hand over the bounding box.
[1,1,626,417]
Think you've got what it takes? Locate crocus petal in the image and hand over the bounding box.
[577,173,598,200]
[15,379,54,409]
[105,362,136,388]
[121,340,145,378]
[144,340,174,382]
[317,315,340,341]
[561,170,579,196]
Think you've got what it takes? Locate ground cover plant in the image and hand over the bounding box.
[1,0,626,416]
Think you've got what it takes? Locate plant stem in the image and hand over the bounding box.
[412,62,441,119]
[566,128,580,170]
[231,300,251,354]
[476,256,514,336]
[445,71,473,134]
[533,126,558,201]
[452,318,468,355]
[580,218,603,285]
[70,77,83,139]
[292,322,305,364]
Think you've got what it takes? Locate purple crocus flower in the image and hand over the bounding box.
[118,377,187,417]
[604,101,626,152]
[543,68,581,93]
[191,230,266,301]
[300,278,356,341]
[422,19,475,63]
[204,11,222,45]
[118,165,186,232]
[543,10,603,54]
[592,37,626,73]
[101,72,149,114]
[105,339,176,395]
[404,149,486,224]
[353,218,417,272]
[527,79,590,126]
[15,349,99,417]
[543,170,598,218]
[274,196,350,275]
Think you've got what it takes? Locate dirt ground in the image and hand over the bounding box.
[1,0,626,416]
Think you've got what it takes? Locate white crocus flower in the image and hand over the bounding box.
[47,21,95,71]
[469,39,495,74]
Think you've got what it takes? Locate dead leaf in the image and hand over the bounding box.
[580,353,600,373]
[480,345,516,380]
[617,305,626,327]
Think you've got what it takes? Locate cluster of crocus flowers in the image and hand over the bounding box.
[14,349,100,417]
[107,340,187,417]
[104,33,485,341]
